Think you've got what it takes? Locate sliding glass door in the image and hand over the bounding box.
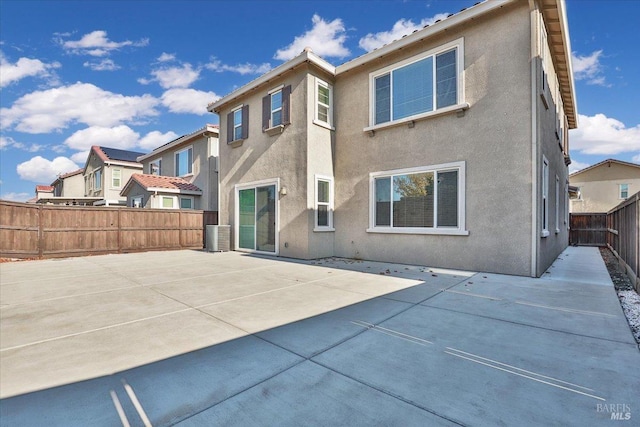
[237,184,277,253]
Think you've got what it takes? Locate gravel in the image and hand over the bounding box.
[600,247,640,343]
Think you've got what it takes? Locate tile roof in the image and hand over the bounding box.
[59,168,83,179]
[93,146,146,163]
[129,174,202,193]
[36,185,54,192]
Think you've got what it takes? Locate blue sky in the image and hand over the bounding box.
[1,0,638,201]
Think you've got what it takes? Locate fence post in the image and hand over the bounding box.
[117,208,122,253]
[37,204,44,259]
[178,211,183,248]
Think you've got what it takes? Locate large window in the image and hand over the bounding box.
[94,169,102,190]
[315,78,333,128]
[368,162,467,235]
[371,39,462,127]
[619,183,629,199]
[112,168,122,188]
[315,176,334,230]
[175,147,193,176]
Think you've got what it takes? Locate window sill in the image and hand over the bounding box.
[314,227,335,232]
[312,120,334,131]
[228,139,244,148]
[264,124,285,136]
[541,230,550,238]
[366,227,469,236]
[364,102,469,134]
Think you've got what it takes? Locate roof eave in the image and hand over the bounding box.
[138,125,219,162]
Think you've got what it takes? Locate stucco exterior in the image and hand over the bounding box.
[210,0,576,277]
[570,160,640,213]
[84,147,143,206]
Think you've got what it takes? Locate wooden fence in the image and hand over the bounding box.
[0,201,218,259]
[569,213,607,246]
[607,192,639,291]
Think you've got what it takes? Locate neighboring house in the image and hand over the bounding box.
[570,159,640,213]
[122,124,219,210]
[209,0,577,277]
[34,185,54,201]
[35,169,101,206]
[84,146,145,206]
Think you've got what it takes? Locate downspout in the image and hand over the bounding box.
[529,0,538,277]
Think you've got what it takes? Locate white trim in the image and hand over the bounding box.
[368,161,467,234]
[137,125,218,162]
[269,89,283,127]
[111,168,122,189]
[234,178,280,255]
[364,103,469,133]
[161,195,176,209]
[368,38,465,128]
[232,106,243,142]
[146,187,202,196]
[268,84,284,95]
[541,155,549,237]
[619,183,629,199]
[149,158,162,175]
[315,77,333,128]
[314,174,334,231]
[555,175,560,234]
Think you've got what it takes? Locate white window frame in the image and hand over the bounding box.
[161,196,175,209]
[269,88,283,127]
[149,158,161,175]
[175,146,193,177]
[232,105,243,141]
[541,156,549,237]
[366,37,466,131]
[179,196,194,210]
[619,183,629,199]
[132,196,143,208]
[555,175,560,234]
[94,168,102,190]
[112,168,122,189]
[314,78,334,130]
[314,175,334,232]
[367,161,467,235]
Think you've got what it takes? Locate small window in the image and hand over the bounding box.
[180,197,193,209]
[132,196,143,208]
[175,147,193,176]
[541,156,549,237]
[369,162,466,235]
[150,159,161,175]
[619,184,629,199]
[94,169,102,190]
[262,85,291,131]
[162,196,174,208]
[227,105,249,143]
[315,79,333,127]
[112,169,122,188]
[371,39,461,127]
[315,176,334,230]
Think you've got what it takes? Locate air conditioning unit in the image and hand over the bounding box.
[206,225,230,252]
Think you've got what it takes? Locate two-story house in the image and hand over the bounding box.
[208,0,577,277]
[570,159,640,213]
[34,169,101,206]
[84,146,145,206]
[120,125,219,210]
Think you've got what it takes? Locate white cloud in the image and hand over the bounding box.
[160,88,219,115]
[1,82,160,133]
[157,52,176,62]
[0,51,61,88]
[0,136,44,152]
[274,14,350,61]
[59,30,149,57]
[83,58,120,71]
[141,63,200,89]
[359,13,450,52]
[571,50,607,86]
[1,192,32,202]
[570,113,640,155]
[70,151,89,164]
[64,125,140,151]
[568,160,590,174]
[206,58,272,75]
[16,156,79,183]
[138,130,179,150]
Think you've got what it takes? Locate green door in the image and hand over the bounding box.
[238,185,276,253]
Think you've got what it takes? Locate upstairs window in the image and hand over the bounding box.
[112,168,122,188]
[620,184,629,199]
[371,39,462,126]
[94,169,102,190]
[149,159,161,175]
[315,78,333,127]
[175,147,193,176]
[262,85,291,131]
[227,105,249,143]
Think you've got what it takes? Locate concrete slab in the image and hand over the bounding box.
[178,361,458,426]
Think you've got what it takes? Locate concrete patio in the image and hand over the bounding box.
[1,247,638,425]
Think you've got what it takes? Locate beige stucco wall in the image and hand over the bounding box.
[570,162,640,213]
[332,1,535,275]
[61,174,84,197]
[84,152,141,205]
[141,134,219,211]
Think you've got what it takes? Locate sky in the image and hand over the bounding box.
[1,0,638,202]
